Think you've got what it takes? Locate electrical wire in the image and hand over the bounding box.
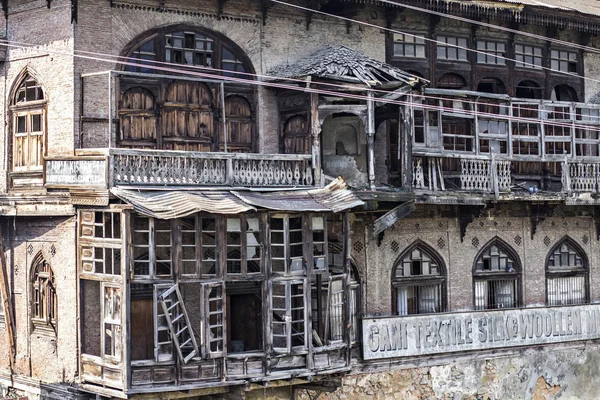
[3,38,600,132]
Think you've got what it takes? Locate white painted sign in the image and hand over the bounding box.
[46,159,107,186]
[362,305,600,360]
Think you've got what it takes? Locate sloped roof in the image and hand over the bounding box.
[267,45,424,87]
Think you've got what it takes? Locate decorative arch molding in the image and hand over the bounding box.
[392,240,447,315]
[472,236,522,310]
[545,235,589,306]
[9,66,47,104]
[472,236,522,274]
[393,239,447,279]
[119,23,256,76]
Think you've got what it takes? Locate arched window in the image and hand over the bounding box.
[551,84,578,102]
[473,238,520,310]
[516,80,543,99]
[119,27,256,152]
[11,72,46,181]
[392,242,446,315]
[546,237,588,306]
[31,255,56,334]
[477,77,506,94]
[437,73,467,89]
[124,29,252,78]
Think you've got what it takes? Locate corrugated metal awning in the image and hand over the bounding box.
[111,178,364,219]
[111,189,256,219]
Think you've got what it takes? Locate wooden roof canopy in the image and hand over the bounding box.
[267,45,427,89]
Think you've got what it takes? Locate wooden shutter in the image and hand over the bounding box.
[219,96,253,153]
[163,81,214,151]
[324,274,345,343]
[119,87,157,148]
[203,282,225,358]
[282,115,310,154]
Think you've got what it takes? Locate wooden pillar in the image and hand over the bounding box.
[342,212,352,366]
[0,225,15,372]
[367,91,376,190]
[310,92,322,186]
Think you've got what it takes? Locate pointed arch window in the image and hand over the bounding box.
[473,239,520,310]
[546,238,588,306]
[31,256,57,334]
[10,73,46,180]
[393,243,446,315]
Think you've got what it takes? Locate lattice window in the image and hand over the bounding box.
[442,118,474,152]
[79,210,123,276]
[546,239,588,306]
[515,44,543,69]
[31,256,57,334]
[226,216,261,276]
[476,40,506,65]
[393,244,445,315]
[11,74,46,175]
[179,215,219,278]
[271,215,304,275]
[103,284,122,361]
[132,216,172,278]
[436,36,468,61]
[550,49,578,73]
[392,33,426,58]
[272,280,307,353]
[473,240,520,310]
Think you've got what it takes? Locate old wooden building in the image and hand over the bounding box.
[4,0,600,399]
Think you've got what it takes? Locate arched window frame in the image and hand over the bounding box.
[545,236,589,306]
[9,71,47,180]
[472,238,521,310]
[121,26,255,79]
[392,241,446,316]
[30,254,57,335]
[118,26,256,152]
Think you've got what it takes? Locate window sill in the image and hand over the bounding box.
[31,321,56,337]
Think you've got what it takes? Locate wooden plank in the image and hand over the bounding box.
[0,228,15,372]
[372,202,416,236]
[366,91,376,190]
[310,91,322,186]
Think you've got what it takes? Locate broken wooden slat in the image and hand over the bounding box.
[372,201,417,236]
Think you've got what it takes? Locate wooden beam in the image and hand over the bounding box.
[366,91,376,190]
[310,91,322,186]
[372,202,416,236]
[130,386,230,400]
[0,226,15,373]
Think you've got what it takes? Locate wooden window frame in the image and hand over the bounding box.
[473,239,521,310]
[132,216,174,280]
[476,40,506,65]
[392,33,426,59]
[102,283,123,362]
[550,49,578,73]
[515,44,543,69]
[31,257,57,335]
[436,36,468,62]
[225,215,262,277]
[270,279,308,354]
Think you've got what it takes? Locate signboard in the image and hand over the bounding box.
[362,304,600,360]
[46,159,107,187]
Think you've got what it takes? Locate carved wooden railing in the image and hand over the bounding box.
[563,161,600,193]
[413,156,511,194]
[110,149,314,187]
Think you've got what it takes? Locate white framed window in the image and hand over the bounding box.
[515,44,543,69]
[546,238,588,306]
[476,40,506,65]
[393,243,445,315]
[392,33,426,58]
[436,36,468,61]
[473,239,520,310]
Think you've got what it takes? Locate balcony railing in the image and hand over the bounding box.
[562,161,600,193]
[45,148,314,189]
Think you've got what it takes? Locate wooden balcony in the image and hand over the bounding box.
[45,148,315,191]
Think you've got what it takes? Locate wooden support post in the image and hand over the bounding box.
[0,226,15,372]
[220,82,228,153]
[342,212,352,367]
[367,92,376,190]
[310,91,322,186]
